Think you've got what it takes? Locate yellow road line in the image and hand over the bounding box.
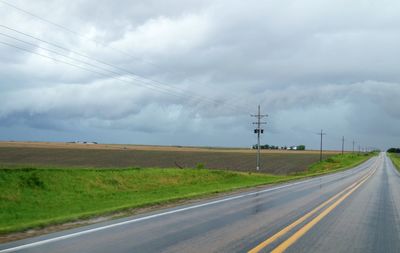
[271,168,376,253]
[248,168,375,253]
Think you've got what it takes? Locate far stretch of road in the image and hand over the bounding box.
[1,152,399,253]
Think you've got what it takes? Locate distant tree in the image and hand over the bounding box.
[387,148,400,153]
[297,145,306,150]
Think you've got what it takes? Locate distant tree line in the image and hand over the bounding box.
[387,148,400,153]
[252,144,306,150]
[296,145,306,150]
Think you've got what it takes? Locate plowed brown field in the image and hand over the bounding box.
[0,142,339,174]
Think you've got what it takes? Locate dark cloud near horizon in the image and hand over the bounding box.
[1,0,400,149]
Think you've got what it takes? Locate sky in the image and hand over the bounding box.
[0,0,399,150]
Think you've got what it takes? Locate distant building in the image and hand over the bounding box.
[68,141,98,145]
[252,144,305,150]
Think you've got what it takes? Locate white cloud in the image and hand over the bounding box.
[114,13,212,56]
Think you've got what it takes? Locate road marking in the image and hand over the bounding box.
[248,167,375,253]
[271,167,376,253]
[0,159,376,253]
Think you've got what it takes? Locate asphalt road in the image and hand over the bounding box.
[1,152,399,253]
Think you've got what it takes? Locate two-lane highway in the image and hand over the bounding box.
[1,153,399,253]
[280,153,400,253]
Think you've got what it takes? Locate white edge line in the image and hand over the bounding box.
[0,181,304,253]
[0,159,375,253]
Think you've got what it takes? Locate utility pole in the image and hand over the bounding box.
[352,140,355,153]
[317,130,326,162]
[341,136,345,155]
[251,105,267,170]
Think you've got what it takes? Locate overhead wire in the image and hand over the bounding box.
[0,0,147,62]
[0,1,255,114]
[0,35,250,113]
[0,25,252,113]
[0,39,232,109]
[0,31,189,98]
[0,25,201,100]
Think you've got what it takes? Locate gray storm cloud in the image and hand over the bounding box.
[0,0,400,149]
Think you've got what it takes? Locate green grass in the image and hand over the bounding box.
[300,152,376,176]
[0,152,375,234]
[388,153,400,172]
[0,167,296,234]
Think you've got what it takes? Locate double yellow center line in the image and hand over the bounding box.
[248,164,377,253]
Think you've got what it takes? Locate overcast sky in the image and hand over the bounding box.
[0,0,399,150]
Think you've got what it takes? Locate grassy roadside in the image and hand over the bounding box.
[388,153,400,172]
[296,152,377,176]
[0,152,375,235]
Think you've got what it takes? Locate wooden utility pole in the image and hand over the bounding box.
[251,105,267,170]
[317,130,326,162]
[342,136,345,155]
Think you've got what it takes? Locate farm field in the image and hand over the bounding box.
[0,141,339,174]
[0,141,341,154]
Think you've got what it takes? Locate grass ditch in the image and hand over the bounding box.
[295,152,377,176]
[0,152,375,235]
[388,153,400,172]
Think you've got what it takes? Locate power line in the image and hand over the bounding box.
[0,39,191,106]
[0,25,201,101]
[0,31,185,98]
[0,40,116,78]
[0,0,138,60]
[0,26,243,111]
[0,29,250,113]
[0,2,255,113]
[0,39,226,110]
[0,0,181,74]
